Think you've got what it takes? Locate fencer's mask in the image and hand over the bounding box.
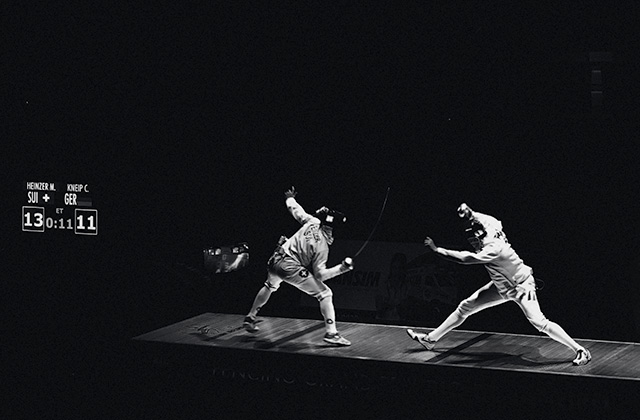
[457,203,506,252]
[314,207,346,245]
[315,206,347,228]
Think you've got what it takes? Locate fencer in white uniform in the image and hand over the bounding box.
[407,203,592,366]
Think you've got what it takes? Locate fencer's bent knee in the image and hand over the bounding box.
[264,279,280,292]
[316,288,333,302]
[455,299,474,318]
[529,317,550,333]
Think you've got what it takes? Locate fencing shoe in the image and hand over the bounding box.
[572,348,592,366]
[323,332,351,346]
[407,329,437,350]
[243,316,259,333]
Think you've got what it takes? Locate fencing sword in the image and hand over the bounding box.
[353,186,391,258]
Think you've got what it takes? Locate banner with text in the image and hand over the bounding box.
[299,240,464,322]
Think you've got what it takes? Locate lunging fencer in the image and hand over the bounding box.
[243,186,354,346]
[407,203,592,366]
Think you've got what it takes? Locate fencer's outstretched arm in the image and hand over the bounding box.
[284,186,315,225]
[425,237,499,264]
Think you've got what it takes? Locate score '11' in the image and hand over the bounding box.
[75,209,98,235]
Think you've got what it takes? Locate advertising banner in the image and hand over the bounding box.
[299,240,464,323]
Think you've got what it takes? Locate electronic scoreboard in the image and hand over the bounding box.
[22,181,98,235]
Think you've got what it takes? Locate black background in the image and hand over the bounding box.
[3,2,640,417]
